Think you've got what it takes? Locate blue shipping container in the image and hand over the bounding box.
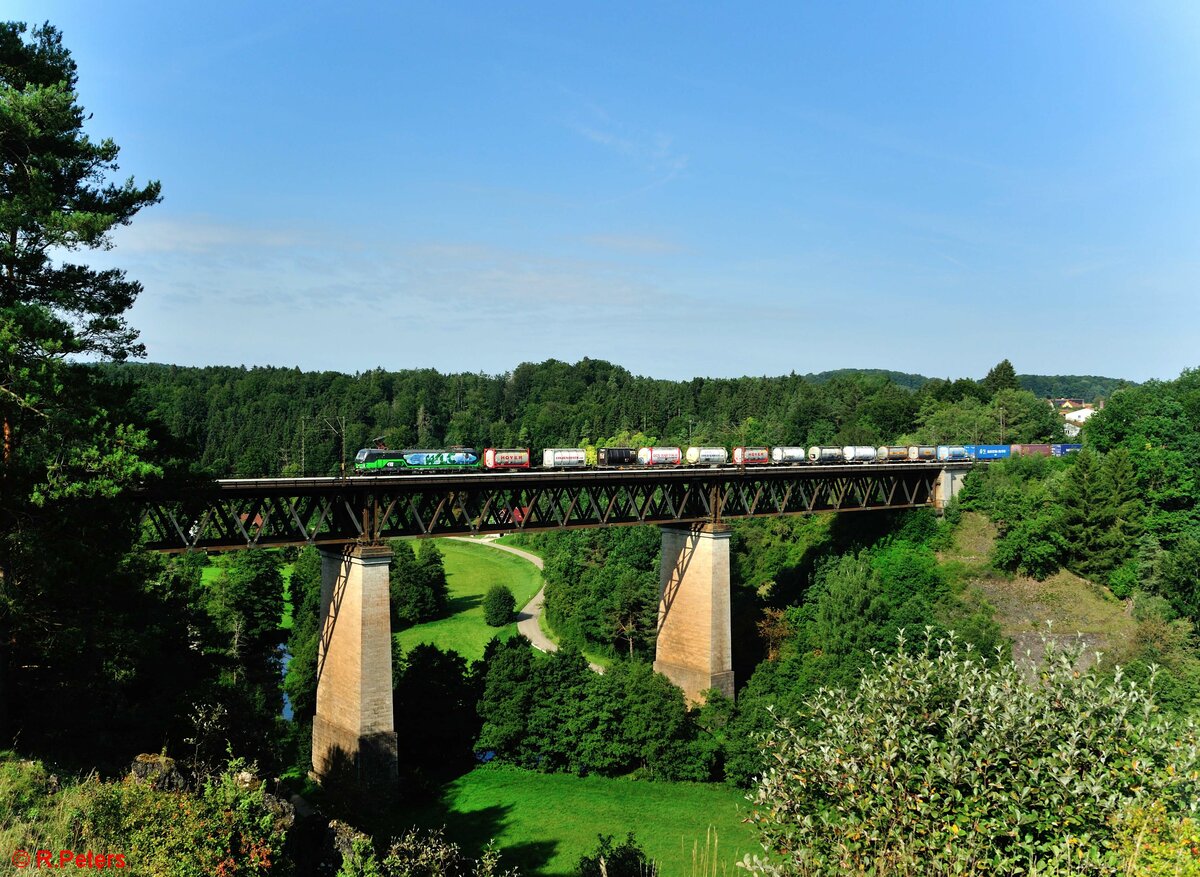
[1051,444,1082,457]
[973,444,1012,460]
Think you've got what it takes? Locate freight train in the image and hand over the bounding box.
[352,443,1081,473]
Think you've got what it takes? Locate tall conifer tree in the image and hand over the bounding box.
[981,359,1020,397]
[0,21,162,757]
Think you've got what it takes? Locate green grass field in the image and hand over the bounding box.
[395,539,544,661]
[389,766,763,877]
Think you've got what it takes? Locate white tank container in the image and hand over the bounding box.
[771,446,807,463]
[542,448,587,468]
[637,446,683,466]
[685,446,728,465]
[842,445,877,463]
[937,445,969,461]
[808,446,844,463]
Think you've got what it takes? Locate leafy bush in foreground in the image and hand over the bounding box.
[332,823,515,877]
[0,754,289,877]
[84,758,289,877]
[1110,801,1200,876]
[742,631,1200,876]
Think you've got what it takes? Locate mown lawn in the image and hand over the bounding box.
[389,765,763,877]
[395,539,543,661]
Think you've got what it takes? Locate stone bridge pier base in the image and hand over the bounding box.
[654,524,735,704]
[934,468,969,511]
[312,544,398,794]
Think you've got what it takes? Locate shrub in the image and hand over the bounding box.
[1111,801,1200,876]
[742,630,1200,877]
[82,757,289,877]
[577,833,657,877]
[1109,560,1138,599]
[483,585,517,627]
[332,822,515,877]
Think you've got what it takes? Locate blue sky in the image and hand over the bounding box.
[13,1,1200,381]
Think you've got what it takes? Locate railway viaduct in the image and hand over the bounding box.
[139,462,971,793]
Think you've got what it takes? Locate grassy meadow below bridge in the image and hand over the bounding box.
[395,538,543,661]
[388,764,763,877]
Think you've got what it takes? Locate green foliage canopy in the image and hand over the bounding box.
[389,539,449,627]
[743,633,1200,877]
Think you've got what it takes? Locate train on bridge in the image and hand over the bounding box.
[353,443,1081,473]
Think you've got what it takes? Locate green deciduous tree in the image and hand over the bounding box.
[482,584,516,627]
[475,636,535,757]
[208,550,285,767]
[474,638,712,780]
[991,387,1062,443]
[392,643,480,784]
[536,527,662,659]
[211,550,284,662]
[960,455,1067,579]
[389,540,449,627]
[1157,536,1200,622]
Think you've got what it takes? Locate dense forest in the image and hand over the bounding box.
[104,357,1114,479]
[3,19,1199,877]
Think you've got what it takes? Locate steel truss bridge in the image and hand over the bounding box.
[138,462,970,552]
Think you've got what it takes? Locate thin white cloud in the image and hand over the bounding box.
[108,216,319,253]
[582,234,684,254]
[566,96,689,181]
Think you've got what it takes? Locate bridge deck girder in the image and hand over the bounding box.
[137,463,970,552]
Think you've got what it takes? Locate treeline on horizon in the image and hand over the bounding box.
[103,358,1124,478]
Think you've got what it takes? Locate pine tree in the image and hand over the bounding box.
[0,22,161,495]
[0,22,162,758]
[1060,449,1119,578]
[1101,447,1145,569]
[980,359,1021,397]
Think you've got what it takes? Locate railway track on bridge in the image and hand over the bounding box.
[137,462,971,552]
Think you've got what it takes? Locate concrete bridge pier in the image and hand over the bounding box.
[934,467,968,511]
[312,544,398,794]
[654,524,735,704]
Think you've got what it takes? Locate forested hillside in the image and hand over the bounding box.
[1017,372,1133,400]
[107,357,1085,477]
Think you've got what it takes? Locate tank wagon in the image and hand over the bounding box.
[543,448,587,468]
[733,446,771,465]
[685,446,728,465]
